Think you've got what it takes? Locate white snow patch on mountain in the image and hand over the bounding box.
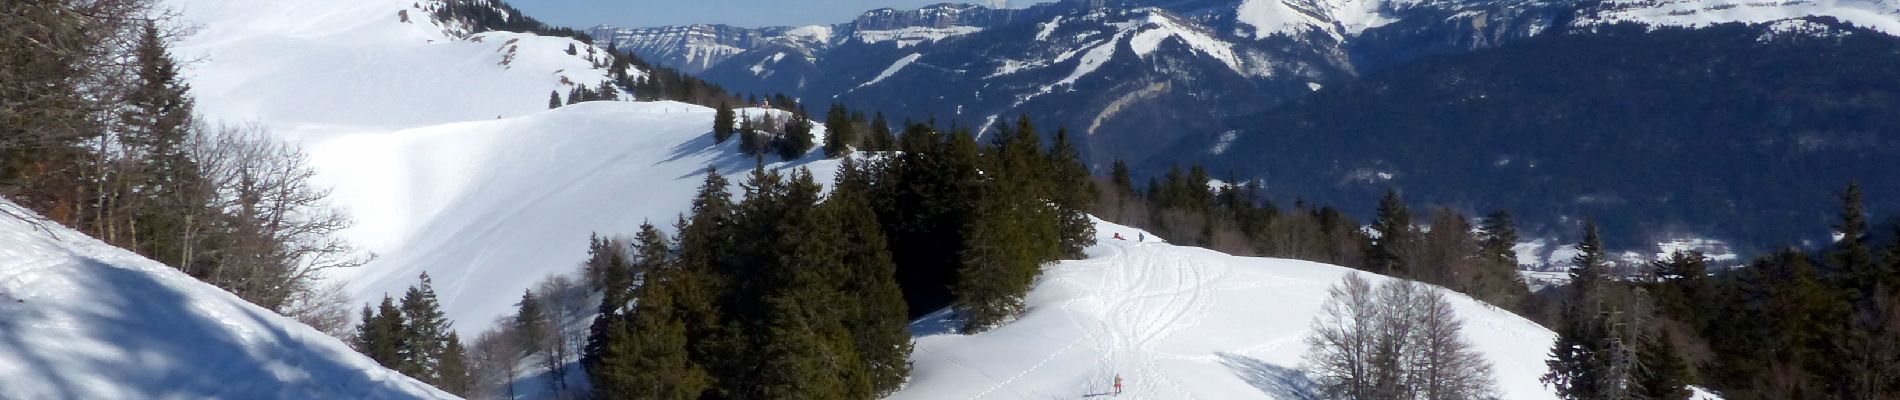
[891,218,1561,399]
[855,26,986,47]
[1236,0,1394,40]
[1038,15,1068,40]
[0,200,453,400]
[1584,0,1900,35]
[855,53,925,91]
[1057,32,1129,88]
[1129,14,1248,76]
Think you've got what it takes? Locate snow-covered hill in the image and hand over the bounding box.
[0,200,454,399]
[310,101,839,332]
[169,0,630,141]
[159,0,834,330]
[893,220,1561,399]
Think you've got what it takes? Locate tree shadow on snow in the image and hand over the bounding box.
[908,307,962,338]
[1216,352,1321,400]
[0,255,433,398]
[662,130,833,180]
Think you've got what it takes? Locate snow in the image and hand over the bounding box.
[168,0,626,141]
[854,26,986,48]
[160,0,836,332]
[1236,0,1394,40]
[855,53,925,91]
[1127,14,1248,76]
[1583,0,1900,35]
[892,218,1562,399]
[311,102,841,333]
[1056,33,1128,88]
[1037,16,1067,41]
[0,199,453,399]
[1210,130,1241,155]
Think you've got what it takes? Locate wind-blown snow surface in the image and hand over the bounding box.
[312,102,840,333]
[893,220,1559,399]
[161,0,820,332]
[0,200,453,399]
[168,0,627,139]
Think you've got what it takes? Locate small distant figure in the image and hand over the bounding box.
[1137,232,1145,242]
[1113,233,1124,240]
[1114,374,1123,395]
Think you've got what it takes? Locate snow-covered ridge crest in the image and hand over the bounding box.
[1581,0,1900,34]
[0,199,454,399]
[167,0,631,137]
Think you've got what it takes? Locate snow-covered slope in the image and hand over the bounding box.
[0,200,454,399]
[160,0,820,331]
[893,220,1560,399]
[312,101,839,331]
[169,0,628,140]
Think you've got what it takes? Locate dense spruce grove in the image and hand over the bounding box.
[440,112,1097,399]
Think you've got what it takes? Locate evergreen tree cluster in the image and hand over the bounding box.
[1096,166,1531,315]
[578,116,1093,398]
[354,273,474,396]
[429,0,593,42]
[581,166,912,399]
[730,108,817,161]
[1538,182,1900,400]
[547,81,620,109]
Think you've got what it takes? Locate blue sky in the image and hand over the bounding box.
[508,0,1030,29]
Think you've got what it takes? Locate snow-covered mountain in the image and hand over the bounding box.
[0,199,454,399]
[162,0,850,332]
[595,0,1900,168]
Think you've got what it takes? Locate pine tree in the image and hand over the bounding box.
[124,22,207,272]
[438,332,473,396]
[1046,128,1097,258]
[398,272,453,382]
[1543,222,1637,400]
[515,290,548,364]
[1366,189,1414,277]
[955,124,1044,332]
[548,90,561,109]
[756,170,869,398]
[739,113,764,156]
[869,112,896,151]
[713,101,736,144]
[1110,159,1134,195]
[831,159,914,396]
[355,295,409,371]
[1831,183,1880,302]
[582,234,634,370]
[781,110,815,160]
[1636,330,1692,400]
[597,222,710,399]
[1651,251,1709,326]
[824,103,856,158]
[1472,210,1530,309]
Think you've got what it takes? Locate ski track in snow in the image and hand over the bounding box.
[892,220,1565,400]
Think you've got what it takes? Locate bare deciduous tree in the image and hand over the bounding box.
[1306,273,1498,400]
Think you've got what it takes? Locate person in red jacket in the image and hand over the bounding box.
[1113,233,1125,240]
